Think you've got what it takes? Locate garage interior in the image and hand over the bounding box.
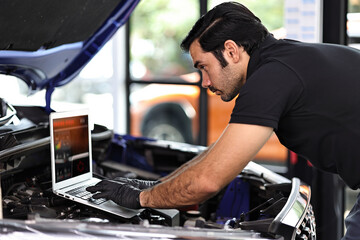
[0,0,359,239]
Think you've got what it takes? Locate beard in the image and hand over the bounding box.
[219,65,244,102]
[220,88,239,102]
[204,63,245,102]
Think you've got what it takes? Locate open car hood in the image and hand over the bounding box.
[0,0,139,112]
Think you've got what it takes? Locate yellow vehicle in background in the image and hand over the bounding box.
[130,73,288,164]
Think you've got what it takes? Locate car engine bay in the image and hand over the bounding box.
[0,105,316,240]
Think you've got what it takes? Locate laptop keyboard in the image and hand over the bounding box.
[66,185,107,205]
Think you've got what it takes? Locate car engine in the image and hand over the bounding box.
[0,105,316,240]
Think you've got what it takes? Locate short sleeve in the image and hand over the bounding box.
[230,61,304,130]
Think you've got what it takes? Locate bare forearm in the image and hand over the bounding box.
[139,125,273,209]
[159,146,210,182]
[140,160,217,208]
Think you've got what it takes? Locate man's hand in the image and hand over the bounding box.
[86,180,142,209]
[113,177,160,190]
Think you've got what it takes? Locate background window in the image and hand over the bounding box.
[127,0,289,166]
[129,0,199,80]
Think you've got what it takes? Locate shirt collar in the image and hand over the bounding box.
[246,34,277,79]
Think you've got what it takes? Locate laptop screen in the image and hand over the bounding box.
[52,114,90,183]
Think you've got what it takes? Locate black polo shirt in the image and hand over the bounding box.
[230,35,360,189]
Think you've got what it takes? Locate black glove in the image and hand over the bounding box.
[86,180,142,209]
[113,177,160,190]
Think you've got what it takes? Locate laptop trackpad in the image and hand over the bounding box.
[100,200,143,219]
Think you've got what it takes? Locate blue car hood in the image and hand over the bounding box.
[0,0,139,112]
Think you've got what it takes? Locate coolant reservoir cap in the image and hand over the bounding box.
[185,210,201,218]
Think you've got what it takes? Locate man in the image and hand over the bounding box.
[87,2,360,239]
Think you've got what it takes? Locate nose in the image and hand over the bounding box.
[201,73,211,88]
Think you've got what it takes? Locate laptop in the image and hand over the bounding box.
[49,109,142,219]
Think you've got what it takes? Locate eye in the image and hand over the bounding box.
[199,65,206,71]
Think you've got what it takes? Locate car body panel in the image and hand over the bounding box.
[0,0,140,111]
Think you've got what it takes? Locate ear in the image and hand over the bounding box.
[224,40,242,63]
